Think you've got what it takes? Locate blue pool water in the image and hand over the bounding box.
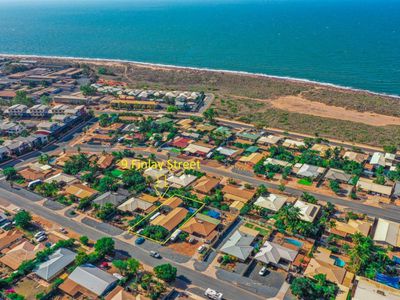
[284,238,303,248]
[330,255,346,267]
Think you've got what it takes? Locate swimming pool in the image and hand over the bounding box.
[284,238,303,248]
[330,255,346,267]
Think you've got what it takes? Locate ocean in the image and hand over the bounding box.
[0,0,399,95]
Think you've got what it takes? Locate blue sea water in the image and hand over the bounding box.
[0,0,399,95]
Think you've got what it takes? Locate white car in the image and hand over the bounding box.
[34,231,46,239]
[150,251,161,258]
[259,266,268,276]
[36,235,47,242]
[204,288,223,300]
[197,245,207,253]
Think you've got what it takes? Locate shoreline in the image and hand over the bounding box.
[1,52,399,99]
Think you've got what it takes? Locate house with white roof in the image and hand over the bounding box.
[353,276,400,300]
[167,174,197,188]
[373,218,400,248]
[220,229,255,261]
[282,139,305,149]
[254,241,298,270]
[34,248,77,281]
[60,264,118,297]
[293,200,321,222]
[294,163,326,179]
[254,194,287,212]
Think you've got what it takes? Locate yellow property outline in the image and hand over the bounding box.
[130,193,205,245]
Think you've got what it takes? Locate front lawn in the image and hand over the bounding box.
[298,178,313,186]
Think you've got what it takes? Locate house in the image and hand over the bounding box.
[52,114,72,124]
[44,173,77,185]
[35,248,77,281]
[329,219,372,238]
[37,121,60,133]
[220,229,256,261]
[222,185,256,204]
[214,126,233,138]
[0,89,17,100]
[310,143,332,154]
[162,196,183,209]
[151,207,189,231]
[93,189,130,207]
[170,136,192,149]
[264,157,292,168]
[238,153,264,166]
[216,146,241,159]
[236,132,261,143]
[167,174,197,188]
[257,135,282,146]
[294,163,326,179]
[304,258,347,285]
[64,183,98,199]
[60,264,118,297]
[3,139,30,155]
[0,230,24,251]
[373,218,400,247]
[0,121,25,135]
[393,182,400,200]
[181,213,220,242]
[356,178,393,197]
[343,151,369,164]
[0,241,45,269]
[293,200,321,222]
[254,194,287,212]
[370,152,396,168]
[324,168,352,183]
[150,207,189,231]
[26,104,50,117]
[352,276,400,300]
[143,167,169,180]
[193,176,220,195]
[19,166,52,182]
[183,143,213,157]
[254,241,298,270]
[118,194,159,213]
[88,134,115,145]
[4,104,28,117]
[49,104,70,115]
[282,139,305,149]
[0,146,10,160]
[105,286,137,300]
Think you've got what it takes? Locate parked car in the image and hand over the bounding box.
[135,237,145,245]
[59,227,68,234]
[204,288,223,300]
[197,245,207,253]
[34,231,46,239]
[36,235,47,242]
[150,251,161,258]
[258,266,268,276]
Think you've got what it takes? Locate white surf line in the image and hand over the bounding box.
[1,52,399,99]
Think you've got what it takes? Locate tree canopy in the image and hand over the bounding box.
[154,263,177,282]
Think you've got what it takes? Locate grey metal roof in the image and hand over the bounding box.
[35,248,76,281]
[93,189,130,206]
[324,168,352,183]
[68,263,118,296]
[220,230,255,260]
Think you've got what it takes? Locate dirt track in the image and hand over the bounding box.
[270,96,400,126]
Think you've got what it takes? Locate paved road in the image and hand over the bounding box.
[96,110,382,154]
[78,145,400,223]
[0,183,264,300]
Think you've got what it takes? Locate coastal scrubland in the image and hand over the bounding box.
[22,57,400,146]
